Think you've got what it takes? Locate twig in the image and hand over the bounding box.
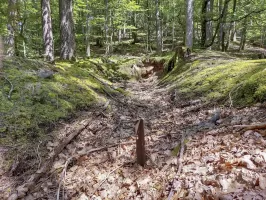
[35,141,42,169]
[77,141,135,157]
[228,84,242,108]
[233,123,266,130]
[229,91,233,108]
[56,158,72,200]
[90,164,123,197]
[0,75,14,99]
[167,132,185,200]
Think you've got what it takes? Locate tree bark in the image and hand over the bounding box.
[155,0,162,53]
[59,0,76,60]
[186,0,194,49]
[239,18,247,51]
[41,0,54,62]
[86,0,91,57]
[201,0,213,48]
[6,0,17,56]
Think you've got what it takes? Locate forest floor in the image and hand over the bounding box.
[2,49,266,199]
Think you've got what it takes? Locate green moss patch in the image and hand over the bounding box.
[0,57,126,142]
[161,53,266,106]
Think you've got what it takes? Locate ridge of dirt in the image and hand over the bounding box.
[2,60,266,200]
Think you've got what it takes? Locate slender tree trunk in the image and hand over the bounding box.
[41,0,54,62]
[172,0,176,49]
[225,0,236,51]
[217,0,223,49]
[205,0,231,48]
[155,0,162,53]
[186,0,194,49]
[146,0,151,52]
[6,0,17,56]
[104,0,110,55]
[201,0,213,48]
[85,0,91,57]
[123,23,126,39]
[118,29,122,42]
[0,36,3,69]
[59,0,76,60]
[201,0,208,47]
[239,18,247,51]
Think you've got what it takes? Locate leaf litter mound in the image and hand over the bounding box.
[2,65,266,200]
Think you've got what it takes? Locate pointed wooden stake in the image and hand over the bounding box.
[135,119,146,166]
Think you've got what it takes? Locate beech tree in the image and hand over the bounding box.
[186,0,194,49]
[59,0,76,60]
[6,0,17,56]
[41,0,54,62]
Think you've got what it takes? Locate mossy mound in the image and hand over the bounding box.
[0,57,127,143]
[161,52,266,106]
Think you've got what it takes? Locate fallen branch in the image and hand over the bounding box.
[8,120,92,200]
[77,141,135,157]
[233,123,266,130]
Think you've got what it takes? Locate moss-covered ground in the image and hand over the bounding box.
[1,48,266,144]
[161,50,266,106]
[0,57,129,143]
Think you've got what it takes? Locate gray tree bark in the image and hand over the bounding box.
[206,0,213,46]
[186,0,194,49]
[86,0,91,57]
[155,0,162,53]
[6,0,17,56]
[59,0,76,60]
[41,0,54,62]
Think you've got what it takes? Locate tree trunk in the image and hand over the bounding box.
[6,0,17,56]
[86,0,91,57]
[41,0,54,62]
[59,0,76,60]
[186,0,194,49]
[239,18,247,51]
[217,0,223,49]
[201,0,208,47]
[202,0,213,48]
[225,0,236,50]
[104,0,110,55]
[155,0,162,53]
[146,0,151,52]
[0,36,3,69]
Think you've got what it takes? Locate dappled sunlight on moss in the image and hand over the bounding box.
[161,55,266,106]
[0,58,125,142]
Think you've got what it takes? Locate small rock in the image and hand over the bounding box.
[37,69,54,78]
[210,109,221,125]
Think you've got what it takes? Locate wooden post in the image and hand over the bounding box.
[135,119,146,166]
